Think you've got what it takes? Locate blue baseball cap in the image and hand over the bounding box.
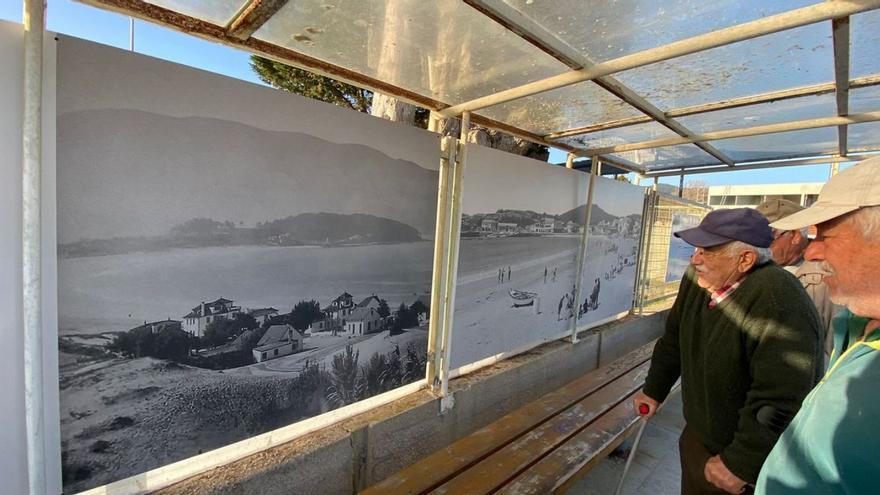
[674,208,772,248]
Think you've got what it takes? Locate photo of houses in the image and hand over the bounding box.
[55,37,438,493]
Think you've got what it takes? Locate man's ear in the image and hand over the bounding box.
[738,250,758,272]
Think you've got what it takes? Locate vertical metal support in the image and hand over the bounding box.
[565,152,575,169]
[653,176,659,191]
[23,1,45,494]
[426,137,455,392]
[569,157,599,343]
[678,169,684,197]
[631,189,652,314]
[129,17,135,51]
[427,111,441,133]
[436,113,469,408]
[633,174,642,186]
[636,191,659,313]
[830,160,841,177]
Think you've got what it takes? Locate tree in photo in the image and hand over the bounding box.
[326,345,364,408]
[290,299,322,332]
[203,313,258,348]
[377,298,391,319]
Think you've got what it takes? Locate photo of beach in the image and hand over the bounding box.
[449,145,588,370]
[56,37,438,493]
[665,213,700,282]
[577,176,645,327]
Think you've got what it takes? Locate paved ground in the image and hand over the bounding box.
[564,390,685,495]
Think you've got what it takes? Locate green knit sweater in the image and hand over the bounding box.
[644,263,823,483]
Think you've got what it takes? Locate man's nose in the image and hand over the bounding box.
[805,240,824,261]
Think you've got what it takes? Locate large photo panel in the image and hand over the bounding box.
[577,176,644,327]
[56,36,439,492]
[450,145,588,370]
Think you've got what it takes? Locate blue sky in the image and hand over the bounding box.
[1,0,843,187]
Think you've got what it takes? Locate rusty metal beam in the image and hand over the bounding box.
[226,0,289,41]
[833,17,851,157]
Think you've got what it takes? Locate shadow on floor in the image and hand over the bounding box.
[564,391,684,495]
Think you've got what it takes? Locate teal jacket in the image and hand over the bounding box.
[756,309,880,494]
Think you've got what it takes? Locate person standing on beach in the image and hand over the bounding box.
[507,266,511,282]
[544,267,548,284]
[498,268,502,283]
[553,267,557,282]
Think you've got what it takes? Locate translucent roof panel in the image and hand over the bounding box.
[849,122,880,153]
[852,9,880,78]
[556,121,678,150]
[477,80,641,135]
[708,127,838,162]
[610,144,719,170]
[145,0,245,26]
[850,85,880,113]
[612,23,834,111]
[500,0,816,64]
[677,93,838,133]
[252,0,568,105]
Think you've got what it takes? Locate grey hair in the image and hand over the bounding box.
[849,206,880,240]
[721,240,773,265]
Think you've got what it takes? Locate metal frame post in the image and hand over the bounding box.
[569,157,599,343]
[426,136,455,391]
[23,0,46,493]
[436,112,469,409]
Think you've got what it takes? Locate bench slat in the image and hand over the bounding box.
[430,363,648,495]
[360,342,653,495]
[497,398,641,495]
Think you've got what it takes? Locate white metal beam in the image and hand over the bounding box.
[644,154,873,178]
[833,17,851,157]
[23,0,45,493]
[437,1,880,118]
[463,0,733,165]
[546,73,880,140]
[583,112,880,156]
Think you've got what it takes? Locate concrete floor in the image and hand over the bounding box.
[564,391,685,495]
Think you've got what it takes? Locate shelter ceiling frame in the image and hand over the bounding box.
[463,0,734,166]
[644,154,874,178]
[73,0,880,177]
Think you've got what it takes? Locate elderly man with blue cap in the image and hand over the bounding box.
[633,207,824,494]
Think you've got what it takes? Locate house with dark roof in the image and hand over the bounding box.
[182,298,241,338]
[344,307,383,336]
[128,319,183,335]
[325,291,355,320]
[252,324,304,363]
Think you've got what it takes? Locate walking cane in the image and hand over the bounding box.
[613,403,650,495]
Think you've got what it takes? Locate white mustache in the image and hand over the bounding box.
[816,261,835,276]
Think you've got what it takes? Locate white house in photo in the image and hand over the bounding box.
[252,324,304,363]
[325,291,355,319]
[182,298,241,338]
[481,218,498,233]
[498,222,518,234]
[345,307,383,336]
[248,307,279,326]
[357,295,382,312]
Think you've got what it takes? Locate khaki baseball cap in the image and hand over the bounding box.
[771,156,880,230]
[756,199,804,224]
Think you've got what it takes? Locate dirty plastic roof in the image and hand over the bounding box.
[78,0,880,176]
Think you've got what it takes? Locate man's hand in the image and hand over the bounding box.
[704,455,747,494]
[632,390,659,419]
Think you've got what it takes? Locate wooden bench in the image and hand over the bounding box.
[361,341,654,495]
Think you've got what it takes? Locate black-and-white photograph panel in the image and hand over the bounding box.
[56,37,438,492]
[577,176,644,327]
[450,144,588,371]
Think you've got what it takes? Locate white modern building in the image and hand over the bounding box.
[707,183,823,209]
